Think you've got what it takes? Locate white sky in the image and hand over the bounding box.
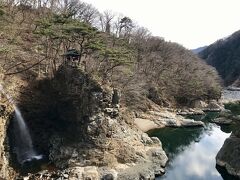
[83,0,240,49]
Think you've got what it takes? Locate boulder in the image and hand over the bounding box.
[177,108,205,116]
[141,133,154,145]
[216,108,240,124]
[204,100,223,112]
[83,166,99,180]
[216,135,240,178]
[117,146,168,179]
[69,167,84,180]
[151,137,162,146]
[212,117,232,125]
[135,109,204,132]
[177,111,189,116]
[219,109,232,117]
[178,118,204,127]
[191,100,208,109]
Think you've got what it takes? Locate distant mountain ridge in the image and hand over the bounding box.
[199,30,240,86]
[191,46,207,54]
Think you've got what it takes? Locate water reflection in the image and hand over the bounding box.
[148,123,231,180]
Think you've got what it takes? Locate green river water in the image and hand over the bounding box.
[148,111,239,180]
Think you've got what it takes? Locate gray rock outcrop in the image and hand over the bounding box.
[216,133,240,178]
[19,66,168,179]
[212,117,232,125]
[134,109,204,132]
[204,100,223,112]
[0,102,16,179]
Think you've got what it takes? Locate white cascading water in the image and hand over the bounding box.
[0,85,42,164]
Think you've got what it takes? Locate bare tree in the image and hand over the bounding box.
[99,10,114,34]
[112,13,124,37]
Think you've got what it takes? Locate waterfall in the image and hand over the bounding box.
[0,85,42,164]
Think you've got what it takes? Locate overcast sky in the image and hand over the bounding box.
[83,0,240,49]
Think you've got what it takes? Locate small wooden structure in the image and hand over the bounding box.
[63,49,80,67]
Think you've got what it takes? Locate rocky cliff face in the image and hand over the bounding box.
[0,99,16,179]
[15,65,168,179]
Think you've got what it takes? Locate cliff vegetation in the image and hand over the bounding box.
[0,0,221,107]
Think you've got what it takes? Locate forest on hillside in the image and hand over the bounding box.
[199,30,240,87]
[0,0,221,107]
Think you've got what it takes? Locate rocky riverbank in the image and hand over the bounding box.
[134,109,204,132]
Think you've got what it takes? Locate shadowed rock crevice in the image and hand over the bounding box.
[16,65,109,158]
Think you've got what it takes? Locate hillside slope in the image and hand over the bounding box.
[199,30,240,86]
[0,3,221,107]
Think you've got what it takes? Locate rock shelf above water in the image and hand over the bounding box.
[134,109,204,132]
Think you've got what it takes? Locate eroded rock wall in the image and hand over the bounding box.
[0,102,16,179]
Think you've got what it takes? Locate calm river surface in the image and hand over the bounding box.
[148,113,233,180]
[149,90,240,180]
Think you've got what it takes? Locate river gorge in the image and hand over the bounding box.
[0,66,240,180]
[148,90,240,180]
